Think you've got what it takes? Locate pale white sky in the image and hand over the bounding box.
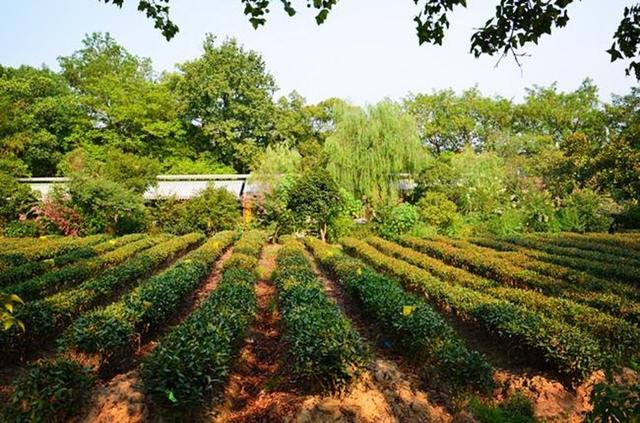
[1,1,637,104]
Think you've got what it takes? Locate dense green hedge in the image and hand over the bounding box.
[529,233,640,261]
[306,237,493,391]
[6,235,156,300]
[0,234,106,267]
[273,238,368,391]
[342,237,604,382]
[552,232,640,254]
[140,230,266,411]
[467,237,640,300]
[2,358,94,422]
[0,233,203,360]
[368,236,639,358]
[499,236,640,285]
[406,236,640,324]
[59,231,235,362]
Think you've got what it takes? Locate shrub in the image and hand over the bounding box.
[157,187,240,235]
[520,190,559,233]
[377,203,419,239]
[416,192,461,234]
[59,232,235,362]
[4,220,39,238]
[140,231,265,411]
[60,176,148,235]
[306,237,493,391]
[287,169,344,241]
[273,240,368,390]
[558,189,613,232]
[0,172,36,229]
[3,358,94,422]
[0,234,203,359]
[30,197,83,236]
[344,237,604,381]
[9,235,156,301]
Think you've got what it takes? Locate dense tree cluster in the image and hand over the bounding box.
[1,32,639,238]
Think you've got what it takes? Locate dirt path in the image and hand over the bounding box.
[76,247,236,423]
[210,243,307,422]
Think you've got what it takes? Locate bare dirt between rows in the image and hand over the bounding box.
[208,243,307,422]
[73,246,236,423]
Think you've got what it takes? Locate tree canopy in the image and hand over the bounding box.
[99,1,640,79]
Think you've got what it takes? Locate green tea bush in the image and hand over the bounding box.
[343,237,604,381]
[140,231,264,411]
[8,235,156,301]
[369,236,639,356]
[0,234,203,359]
[306,237,493,391]
[59,232,235,362]
[274,240,368,390]
[3,358,94,422]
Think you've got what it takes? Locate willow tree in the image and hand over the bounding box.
[324,101,426,206]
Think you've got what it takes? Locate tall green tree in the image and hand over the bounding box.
[324,100,426,206]
[175,35,277,172]
[0,65,87,176]
[59,32,185,158]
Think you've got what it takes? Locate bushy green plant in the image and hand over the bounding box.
[3,358,94,422]
[60,176,148,235]
[273,240,368,391]
[520,190,559,232]
[416,192,461,235]
[482,209,524,236]
[164,187,241,235]
[0,172,36,229]
[287,169,344,241]
[558,189,613,232]
[470,393,535,423]
[4,220,39,238]
[377,203,419,239]
[306,237,493,391]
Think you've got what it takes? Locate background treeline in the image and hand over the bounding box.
[1,32,638,238]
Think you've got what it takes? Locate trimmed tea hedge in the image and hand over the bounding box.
[3,358,94,422]
[273,238,368,390]
[0,234,144,285]
[0,234,107,267]
[0,233,203,359]
[7,235,165,301]
[530,233,640,261]
[407,236,640,323]
[140,230,266,411]
[59,231,236,362]
[343,237,604,382]
[368,236,639,357]
[306,237,493,391]
[499,236,640,285]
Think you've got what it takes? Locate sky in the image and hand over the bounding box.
[1,1,637,105]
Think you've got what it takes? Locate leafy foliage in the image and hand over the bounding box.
[273,239,368,391]
[3,358,94,422]
[325,101,425,206]
[286,169,343,240]
[306,237,493,391]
